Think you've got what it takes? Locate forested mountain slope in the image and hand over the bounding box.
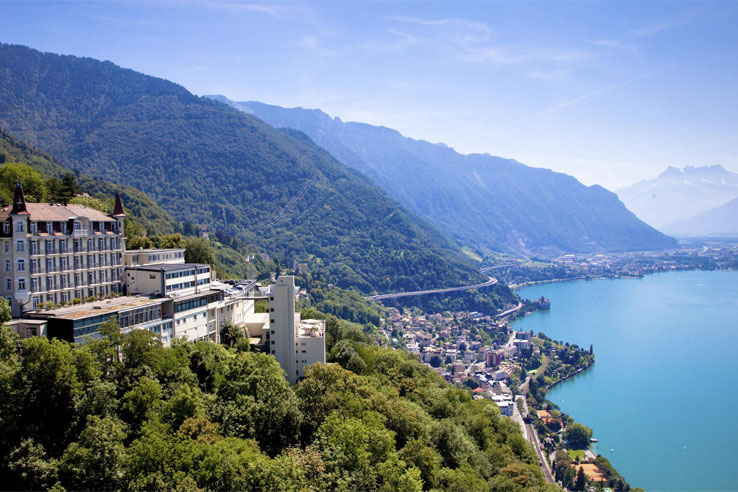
[0,126,176,235]
[216,97,676,255]
[0,43,482,294]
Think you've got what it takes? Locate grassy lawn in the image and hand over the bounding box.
[568,449,586,460]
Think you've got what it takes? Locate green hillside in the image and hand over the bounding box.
[0,126,176,236]
[0,43,482,294]
[222,98,678,255]
[0,320,558,492]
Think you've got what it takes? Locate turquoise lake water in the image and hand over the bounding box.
[512,270,738,492]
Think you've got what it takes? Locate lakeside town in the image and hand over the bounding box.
[381,300,639,491]
[494,242,738,289]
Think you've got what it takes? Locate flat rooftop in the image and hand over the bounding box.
[125,248,185,254]
[33,296,163,320]
[126,262,209,272]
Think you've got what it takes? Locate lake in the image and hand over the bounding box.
[512,270,738,492]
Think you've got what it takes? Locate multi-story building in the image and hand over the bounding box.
[2,184,271,351]
[125,253,260,344]
[268,276,325,385]
[124,248,185,267]
[0,183,125,317]
[37,295,173,345]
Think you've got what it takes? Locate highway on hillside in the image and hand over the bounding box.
[495,301,524,319]
[364,276,497,301]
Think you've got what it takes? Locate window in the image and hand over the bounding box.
[3,242,8,253]
[17,259,25,271]
[30,222,37,235]
[5,260,10,272]
[15,222,23,232]
[3,222,8,234]
[31,278,39,292]
[5,278,10,290]
[18,279,25,290]
[16,240,24,253]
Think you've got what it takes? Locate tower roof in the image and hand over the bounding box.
[11,181,29,215]
[112,191,125,217]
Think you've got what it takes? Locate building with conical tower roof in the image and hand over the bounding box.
[0,183,125,317]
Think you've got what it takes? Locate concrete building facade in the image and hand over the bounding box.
[268,276,325,385]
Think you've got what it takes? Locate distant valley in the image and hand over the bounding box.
[211,96,676,255]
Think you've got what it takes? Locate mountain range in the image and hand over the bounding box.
[663,196,738,237]
[617,165,738,232]
[210,97,676,255]
[0,43,482,294]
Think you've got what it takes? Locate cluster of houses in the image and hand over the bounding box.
[1,183,324,384]
[382,307,540,416]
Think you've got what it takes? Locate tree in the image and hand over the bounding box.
[155,233,185,249]
[60,173,79,200]
[214,352,302,454]
[429,354,442,368]
[564,422,593,449]
[121,376,163,431]
[184,237,214,265]
[0,297,11,323]
[58,415,127,491]
[127,236,153,250]
[574,466,587,491]
[220,321,245,347]
[0,162,47,203]
[69,194,109,212]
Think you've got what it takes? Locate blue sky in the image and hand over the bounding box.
[1,0,737,188]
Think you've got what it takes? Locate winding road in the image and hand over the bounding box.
[363,275,498,301]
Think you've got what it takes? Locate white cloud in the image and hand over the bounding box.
[497,62,685,130]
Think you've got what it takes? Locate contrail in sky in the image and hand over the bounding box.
[496,61,688,130]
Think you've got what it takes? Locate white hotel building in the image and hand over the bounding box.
[0,182,125,317]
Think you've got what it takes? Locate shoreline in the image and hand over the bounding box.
[510,301,628,489]
[543,359,594,392]
[508,264,737,292]
[509,274,642,291]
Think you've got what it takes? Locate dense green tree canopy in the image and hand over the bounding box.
[564,423,593,450]
[0,318,563,491]
[184,238,215,266]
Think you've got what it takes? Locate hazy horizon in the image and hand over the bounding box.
[1,0,736,189]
